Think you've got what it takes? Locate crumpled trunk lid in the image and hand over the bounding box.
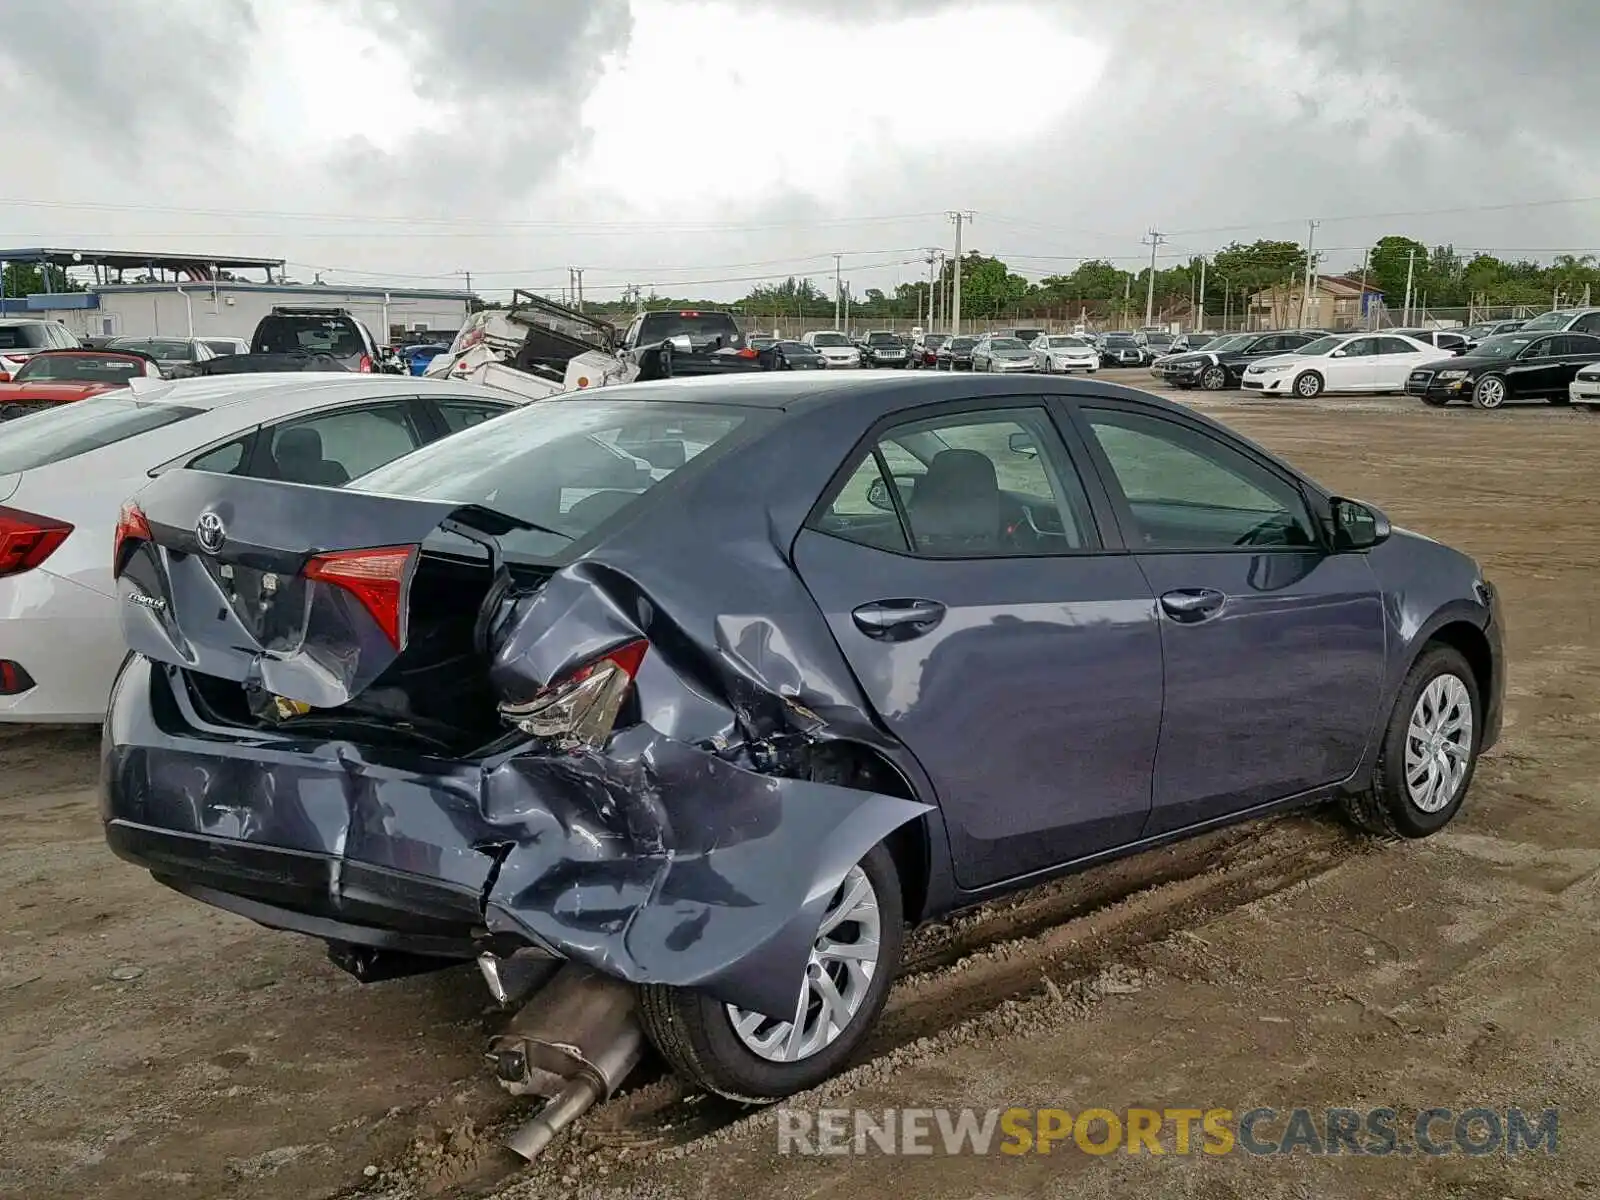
[118,469,494,709]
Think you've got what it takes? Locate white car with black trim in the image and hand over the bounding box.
[1242,332,1439,398]
[1029,333,1099,374]
[1571,362,1600,406]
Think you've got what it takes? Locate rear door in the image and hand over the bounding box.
[1070,400,1386,833]
[1374,336,1433,389]
[792,400,1163,889]
[1550,334,1600,395]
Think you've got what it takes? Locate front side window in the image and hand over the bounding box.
[1339,337,1379,358]
[266,402,423,485]
[1083,408,1316,551]
[814,408,1096,557]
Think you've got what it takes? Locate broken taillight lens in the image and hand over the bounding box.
[0,506,73,578]
[302,545,416,649]
[357,354,374,373]
[112,500,152,577]
[499,639,648,751]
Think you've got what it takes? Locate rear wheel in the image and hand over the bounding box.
[637,842,904,1101]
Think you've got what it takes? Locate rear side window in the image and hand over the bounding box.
[0,396,200,472]
[353,399,751,560]
[0,325,48,351]
[436,399,509,433]
[265,403,423,485]
[252,315,365,357]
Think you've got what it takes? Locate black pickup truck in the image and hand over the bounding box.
[619,309,766,380]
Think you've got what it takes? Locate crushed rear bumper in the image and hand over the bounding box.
[102,655,928,1016]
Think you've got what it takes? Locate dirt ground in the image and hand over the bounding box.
[4,373,1598,1200]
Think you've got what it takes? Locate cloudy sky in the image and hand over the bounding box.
[1,0,1596,301]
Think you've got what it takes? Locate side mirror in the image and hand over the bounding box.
[1330,348,1347,358]
[1007,431,1039,457]
[866,477,896,511]
[1331,497,1390,551]
[667,334,694,354]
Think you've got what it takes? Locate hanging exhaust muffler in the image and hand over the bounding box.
[486,963,645,1161]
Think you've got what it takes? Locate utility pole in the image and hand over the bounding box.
[833,253,843,330]
[1358,248,1371,329]
[1122,272,1132,330]
[575,268,584,311]
[924,249,939,330]
[1142,229,1165,328]
[1402,247,1417,326]
[1299,219,1319,329]
[1197,257,1207,329]
[843,280,851,332]
[947,210,973,335]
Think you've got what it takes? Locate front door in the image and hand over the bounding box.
[1072,402,1387,834]
[793,402,1163,890]
[1322,336,1381,391]
[1504,335,1567,398]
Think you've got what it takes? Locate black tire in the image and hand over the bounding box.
[638,841,904,1102]
[1200,365,1228,391]
[1341,643,1481,839]
[1471,374,1507,409]
[1293,370,1324,398]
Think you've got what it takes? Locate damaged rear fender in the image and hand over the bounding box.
[479,724,930,1018]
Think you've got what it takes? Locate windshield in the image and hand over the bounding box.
[924,334,948,348]
[1469,334,1537,359]
[111,338,197,361]
[0,325,48,351]
[866,332,900,345]
[1519,312,1569,332]
[777,341,812,354]
[1103,335,1136,346]
[252,316,364,357]
[810,332,850,347]
[13,353,147,383]
[1047,336,1086,347]
[354,399,752,560]
[0,395,200,472]
[1145,333,1173,344]
[1289,336,1343,356]
[989,338,1028,351]
[948,337,976,350]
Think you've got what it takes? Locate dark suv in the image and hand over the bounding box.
[620,309,764,378]
[251,307,386,372]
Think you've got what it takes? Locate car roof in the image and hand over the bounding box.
[549,369,1194,417]
[110,372,508,413]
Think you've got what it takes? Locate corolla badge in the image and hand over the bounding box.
[196,511,226,555]
[125,590,167,613]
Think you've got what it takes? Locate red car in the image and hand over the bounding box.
[0,350,159,420]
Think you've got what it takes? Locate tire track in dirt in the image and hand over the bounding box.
[361,813,1370,1196]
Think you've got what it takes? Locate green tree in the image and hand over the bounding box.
[1,263,84,296]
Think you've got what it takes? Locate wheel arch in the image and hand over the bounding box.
[1421,619,1496,715]
[808,739,934,925]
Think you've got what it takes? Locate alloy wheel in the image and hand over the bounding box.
[1474,377,1506,409]
[1404,673,1474,813]
[1201,366,1226,390]
[725,865,882,1062]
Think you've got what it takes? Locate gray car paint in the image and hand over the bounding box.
[102,373,1503,1017]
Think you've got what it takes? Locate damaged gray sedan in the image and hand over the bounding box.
[103,372,1502,1106]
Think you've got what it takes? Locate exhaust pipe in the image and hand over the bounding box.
[486,963,644,1161]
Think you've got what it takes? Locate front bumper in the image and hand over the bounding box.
[1241,372,1292,393]
[102,656,927,1015]
[1570,376,1600,403]
[1406,370,1472,401]
[1044,357,1097,373]
[988,360,1037,373]
[865,352,908,366]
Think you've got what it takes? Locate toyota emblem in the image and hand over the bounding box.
[196,511,226,555]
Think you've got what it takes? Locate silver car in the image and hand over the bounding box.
[971,334,1037,373]
[106,336,219,374]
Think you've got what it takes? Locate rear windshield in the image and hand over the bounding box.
[0,395,200,472]
[353,399,753,560]
[111,338,197,361]
[637,312,740,342]
[0,325,48,350]
[14,353,147,383]
[201,339,242,356]
[253,315,364,357]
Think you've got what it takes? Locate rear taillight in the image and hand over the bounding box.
[737,347,759,359]
[303,545,415,648]
[0,659,35,695]
[499,639,649,751]
[0,506,72,578]
[112,500,152,577]
[357,354,374,372]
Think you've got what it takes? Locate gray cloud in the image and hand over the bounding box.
[332,0,633,206]
[0,0,257,151]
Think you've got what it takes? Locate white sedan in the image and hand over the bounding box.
[0,373,517,722]
[1240,332,1441,398]
[801,330,862,369]
[1030,334,1099,374]
[1572,363,1600,406]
